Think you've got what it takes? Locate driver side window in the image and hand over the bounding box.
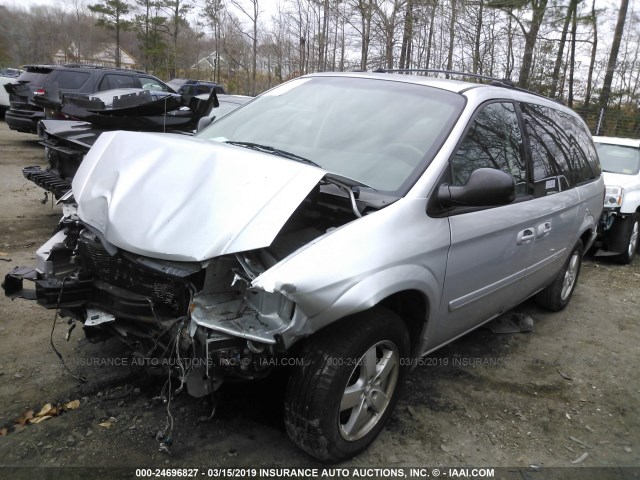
[451,102,527,196]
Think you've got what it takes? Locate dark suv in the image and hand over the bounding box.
[4,64,174,133]
[177,80,225,97]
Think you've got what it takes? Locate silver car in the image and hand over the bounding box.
[3,72,604,461]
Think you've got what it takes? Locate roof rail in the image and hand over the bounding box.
[373,68,515,86]
[373,68,562,104]
[60,64,148,74]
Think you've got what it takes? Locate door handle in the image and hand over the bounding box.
[537,221,552,238]
[517,228,535,245]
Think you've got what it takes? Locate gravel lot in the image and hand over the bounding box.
[0,121,638,479]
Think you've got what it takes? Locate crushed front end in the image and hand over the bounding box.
[3,185,358,398]
[3,218,278,397]
[3,130,382,397]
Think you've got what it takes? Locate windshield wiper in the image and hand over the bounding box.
[225,141,321,168]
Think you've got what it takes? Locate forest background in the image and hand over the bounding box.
[0,0,638,137]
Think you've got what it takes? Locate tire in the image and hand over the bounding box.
[614,213,639,265]
[535,240,583,312]
[284,307,410,462]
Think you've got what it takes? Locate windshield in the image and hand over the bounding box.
[197,76,464,193]
[596,143,640,175]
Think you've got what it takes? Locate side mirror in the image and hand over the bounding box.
[197,116,214,132]
[438,168,516,208]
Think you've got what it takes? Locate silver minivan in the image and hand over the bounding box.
[3,72,604,461]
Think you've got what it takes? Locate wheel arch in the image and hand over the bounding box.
[580,227,595,253]
[295,288,430,360]
[378,290,428,357]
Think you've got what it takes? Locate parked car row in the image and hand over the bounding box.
[1,70,637,462]
[26,92,250,198]
[3,64,177,133]
[2,64,247,199]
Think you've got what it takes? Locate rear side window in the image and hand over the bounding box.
[98,74,141,91]
[562,114,601,183]
[139,76,168,91]
[521,103,599,196]
[521,103,572,196]
[451,102,527,196]
[52,71,90,89]
[181,84,212,96]
[18,71,50,85]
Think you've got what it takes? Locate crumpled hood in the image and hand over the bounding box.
[73,131,326,261]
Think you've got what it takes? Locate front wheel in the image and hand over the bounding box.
[614,213,639,265]
[535,240,583,311]
[284,307,410,462]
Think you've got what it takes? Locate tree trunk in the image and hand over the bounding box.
[252,0,257,95]
[584,0,597,107]
[599,0,629,110]
[505,13,513,78]
[518,0,548,89]
[399,0,414,69]
[568,2,577,107]
[550,0,577,98]
[115,11,121,68]
[472,0,483,74]
[359,0,373,70]
[445,0,456,77]
[425,0,437,69]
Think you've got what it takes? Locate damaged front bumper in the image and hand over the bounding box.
[2,226,309,397]
[22,165,73,200]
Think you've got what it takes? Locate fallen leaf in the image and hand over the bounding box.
[64,400,80,410]
[0,428,7,436]
[16,410,34,426]
[29,415,53,424]
[557,369,573,381]
[571,451,589,464]
[0,252,8,256]
[35,403,57,418]
[98,421,113,428]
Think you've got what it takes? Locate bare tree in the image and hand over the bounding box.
[598,0,629,111]
[550,0,579,98]
[203,0,226,82]
[350,0,378,70]
[489,0,549,88]
[229,0,259,93]
[582,0,598,106]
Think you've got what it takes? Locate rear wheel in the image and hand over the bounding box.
[535,240,583,311]
[284,307,409,462]
[614,213,639,265]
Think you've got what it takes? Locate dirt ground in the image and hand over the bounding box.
[0,120,639,478]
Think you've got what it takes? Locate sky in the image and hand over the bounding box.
[1,0,63,9]
[2,0,624,16]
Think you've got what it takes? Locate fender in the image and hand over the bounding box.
[577,178,604,250]
[620,188,640,214]
[294,263,441,333]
